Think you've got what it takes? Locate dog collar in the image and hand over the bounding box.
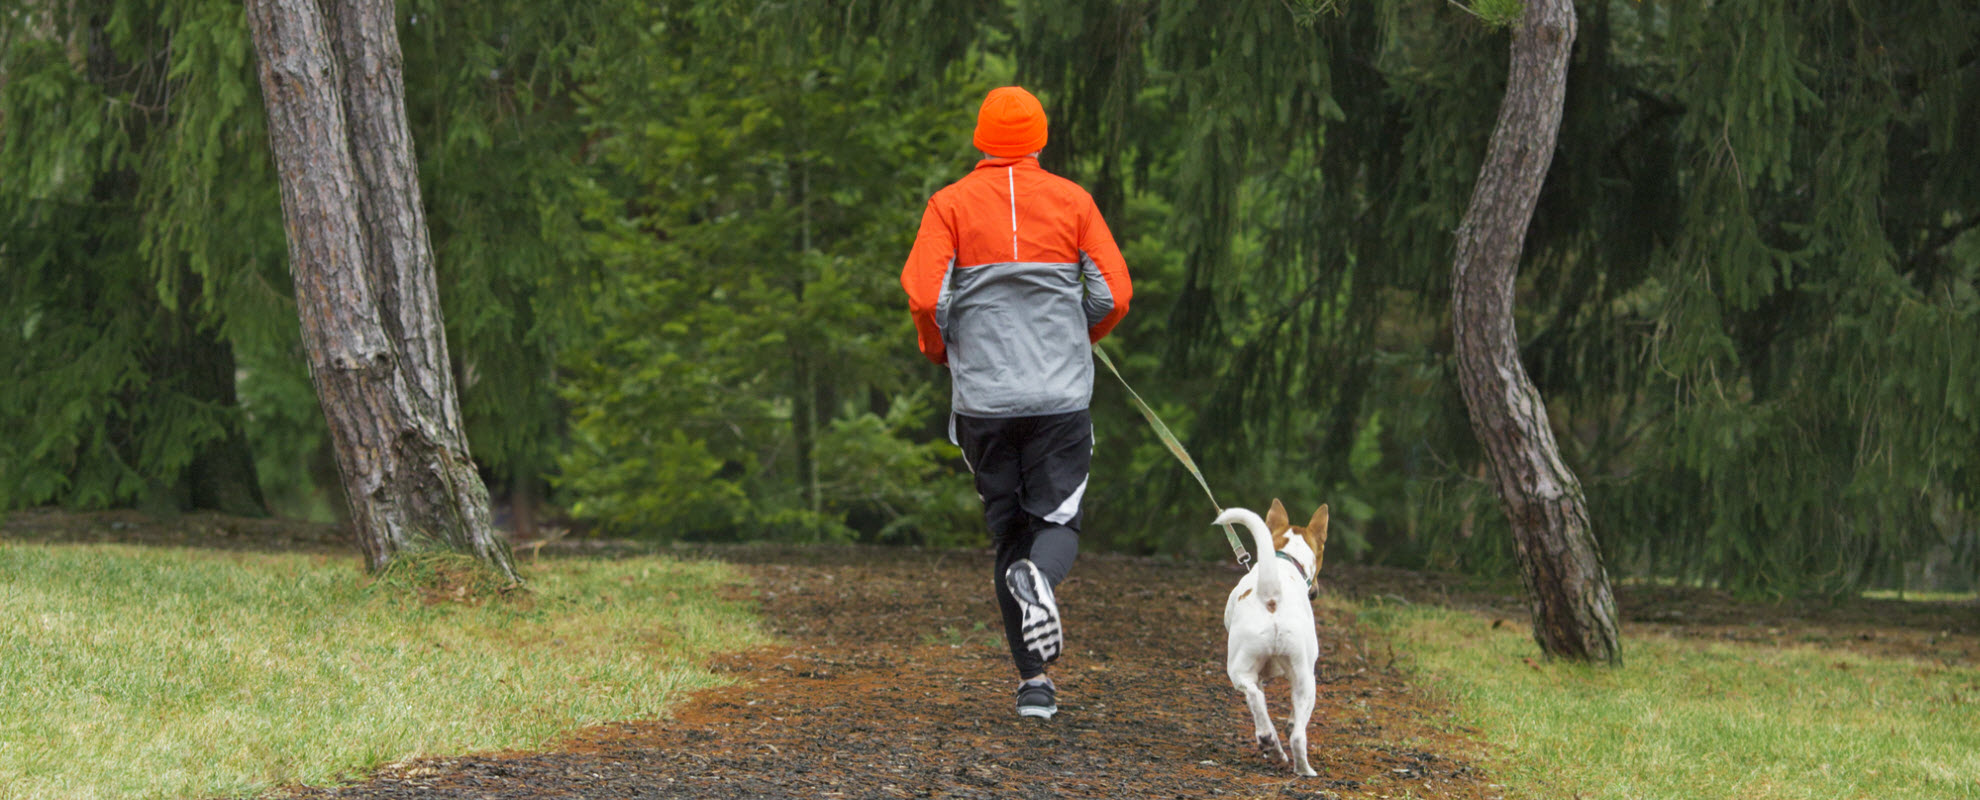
[1275,550,1314,588]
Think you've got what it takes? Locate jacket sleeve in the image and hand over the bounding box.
[1077,199,1133,343]
[900,197,954,365]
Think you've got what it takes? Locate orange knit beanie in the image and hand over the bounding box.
[973,86,1048,157]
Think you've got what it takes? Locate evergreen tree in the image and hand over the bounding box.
[1587,0,1980,595]
[6,0,1972,599]
[1,0,286,515]
[398,0,601,539]
[1008,0,1977,596]
[556,0,985,541]
[3,0,599,543]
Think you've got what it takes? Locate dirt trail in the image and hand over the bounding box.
[269,545,1503,800]
[10,510,1971,799]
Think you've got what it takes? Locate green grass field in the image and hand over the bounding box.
[1354,599,1980,800]
[0,544,768,800]
[8,539,1974,800]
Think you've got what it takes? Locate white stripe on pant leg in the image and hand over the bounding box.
[1043,477,1088,525]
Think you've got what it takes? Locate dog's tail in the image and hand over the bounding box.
[1213,507,1281,613]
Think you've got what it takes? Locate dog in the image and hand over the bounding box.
[1213,499,1329,776]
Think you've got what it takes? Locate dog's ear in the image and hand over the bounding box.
[1307,504,1330,571]
[1266,498,1291,535]
[1307,504,1329,536]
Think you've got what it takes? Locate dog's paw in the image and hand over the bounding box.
[1255,734,1289,763]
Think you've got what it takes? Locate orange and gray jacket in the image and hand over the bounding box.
[901,156,1133,418]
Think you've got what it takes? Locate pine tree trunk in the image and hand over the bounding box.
[246,0,518,582]
[174,308,270,517]
[1450,0,1618,663]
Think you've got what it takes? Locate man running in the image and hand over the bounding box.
[899,85,1133,720]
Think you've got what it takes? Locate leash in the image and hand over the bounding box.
[1092,344,1253,570]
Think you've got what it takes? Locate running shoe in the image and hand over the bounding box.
[1015,676,1057,719]
[1005,559,1063,665]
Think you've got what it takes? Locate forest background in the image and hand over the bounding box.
[3,0,1975,599]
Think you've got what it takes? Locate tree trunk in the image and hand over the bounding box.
[246,0,519,582]
[1450,0,1619,663]
[173,309,270,517]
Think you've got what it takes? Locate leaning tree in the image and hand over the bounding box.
[1449,0,1619,663]
[245,0,518,582]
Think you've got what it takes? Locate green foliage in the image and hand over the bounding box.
[813,394,985,546]
[1013,0,1513,568]
[555,0,989,542]
[1574,0,1980,596]
[399,0,603,499]
[1454,0,1523,30]
[4,0,1973,598]
[0,0,291,513]
[235,346,336,519]
[1014,0,1979,597]
[2,0,608,522]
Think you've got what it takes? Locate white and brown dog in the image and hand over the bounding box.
[1214,499,1329,776]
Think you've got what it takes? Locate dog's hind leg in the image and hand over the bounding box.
[1287,664,1319,777]
[1229,664,1288,764]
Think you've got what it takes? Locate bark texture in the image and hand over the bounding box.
[246,0,518,582]
[1450,0,1619,663]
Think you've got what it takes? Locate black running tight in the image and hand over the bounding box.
[953,410,1090,680]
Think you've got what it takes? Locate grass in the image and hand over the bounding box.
[1353,599,1980,800]
[0,543,769,800]
[1861,589,1978,603]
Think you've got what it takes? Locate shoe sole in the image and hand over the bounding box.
[1017,705,1057,719]
[1007,562,1062,663]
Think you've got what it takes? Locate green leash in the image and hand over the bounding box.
[1093,344,1253,569]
